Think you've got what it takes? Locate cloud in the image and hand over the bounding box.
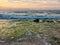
[7,0,60,8]
[8,0,60,2]
[8,0,60,5]
[0,0,60,9]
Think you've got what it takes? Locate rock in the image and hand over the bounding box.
[52,31,60,38]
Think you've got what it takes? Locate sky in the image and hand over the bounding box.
[0,0,60,10]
